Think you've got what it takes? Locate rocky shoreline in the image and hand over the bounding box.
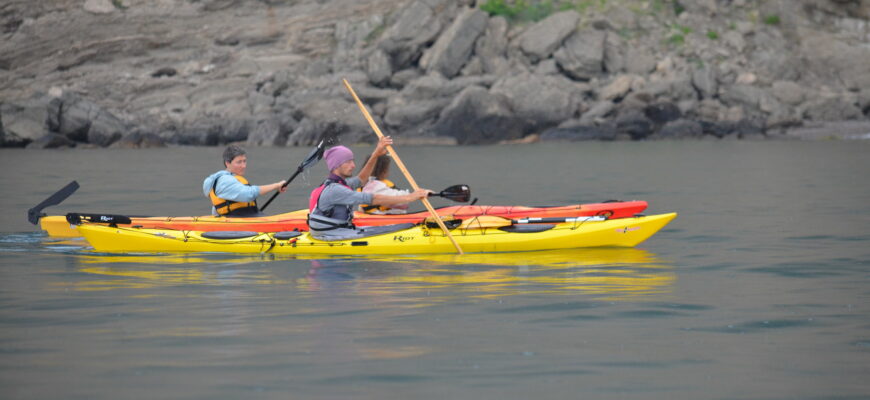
[1,0,869,149]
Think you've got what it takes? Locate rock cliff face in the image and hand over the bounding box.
[1,0,869,148]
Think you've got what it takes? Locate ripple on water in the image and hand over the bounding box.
[693,318,817,334]
[745,260,861,278]
[493,301,603,314]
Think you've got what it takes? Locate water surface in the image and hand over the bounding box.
[1,141,869,399]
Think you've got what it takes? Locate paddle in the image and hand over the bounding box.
[259,139,328,212]
[429,184,471,203]
[457,215,608,229]
[343,79,464,254]
[27,180,80,225]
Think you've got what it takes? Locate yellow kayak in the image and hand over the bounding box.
[76,213,677,255]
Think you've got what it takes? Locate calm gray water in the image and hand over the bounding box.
[1,141,869,400]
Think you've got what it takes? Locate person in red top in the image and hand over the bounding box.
[307,136,429,239]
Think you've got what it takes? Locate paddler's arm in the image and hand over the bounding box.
[257,180,287,195]
[372,188,431,206]
[357,136,392,185]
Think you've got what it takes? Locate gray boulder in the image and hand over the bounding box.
[771,81,805,106]
[516,10,580,62]
[491,74,583,130]
[0,96,51,146]
[692,67,719,100]
[800,33,870,91]
[578,101,616,125]
[599,75,638,101]
[720,84,769,111]
[803,96,864,121]
[378,0,451,70]
[644,102,682,125]
[475,16,510,75]
[383,73,497,129]
[26,134,76,149]
[47,93,127,146]
[860,89,870,115]
[603,32,626,73]
[384,97,448,128]
[112,128,166,149]
[287,117,372,147]
[654,119,705,140]
[554,29,607,80]
[86,108,126,147]
[175,120,224,146]
[297,98,373,134]
[624,47,657,75]
[390,69,423,88]
[366,49,393,87]
[615,110,654,140]
[433,86,528,145]
[419,8,488,78]
[247,117,297,147]
[333,15,385,74]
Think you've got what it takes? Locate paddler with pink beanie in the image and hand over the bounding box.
[307,136,431,240]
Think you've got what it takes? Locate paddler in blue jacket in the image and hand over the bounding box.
[308,136,430,240]
[202,144,287,217]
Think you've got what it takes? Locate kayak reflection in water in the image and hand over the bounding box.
[202,144,288,217]
[358,154,410,215]
[307,136,431,241]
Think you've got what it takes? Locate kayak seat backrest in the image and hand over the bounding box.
[201,231,260,239]
[425,219,461,230]
[274,231,303,240]
[498,224,556,233]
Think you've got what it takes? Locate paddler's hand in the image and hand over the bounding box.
[410,188,432,201]
[373,136,392,157]
[278,180,288,193]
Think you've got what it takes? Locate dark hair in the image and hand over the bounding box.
[223,144,246,166]
[363,154,391,180]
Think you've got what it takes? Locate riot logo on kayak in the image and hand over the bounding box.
[617,226,641,233]
[393,235,415,242]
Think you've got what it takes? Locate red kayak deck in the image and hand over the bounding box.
[88,201,647,233]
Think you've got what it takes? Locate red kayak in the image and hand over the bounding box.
[45,201,647,237]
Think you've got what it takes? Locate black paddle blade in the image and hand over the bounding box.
[300,139,327,171]
[260,140,329,213]
[431,184,471,203]
[27,181,80,225]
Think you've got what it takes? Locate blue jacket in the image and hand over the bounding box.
[202,170,260,216]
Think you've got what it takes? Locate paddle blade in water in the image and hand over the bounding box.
[27,180,80,225]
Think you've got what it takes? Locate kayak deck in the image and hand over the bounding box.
[77,213,677,255]
[41,201,648,238]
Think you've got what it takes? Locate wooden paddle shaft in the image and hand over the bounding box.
[342,79,464,254]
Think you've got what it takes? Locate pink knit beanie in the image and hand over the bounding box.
[324,145,354,171]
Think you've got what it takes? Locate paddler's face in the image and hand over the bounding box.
[226,155,247,176]
[335,159,355,178]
